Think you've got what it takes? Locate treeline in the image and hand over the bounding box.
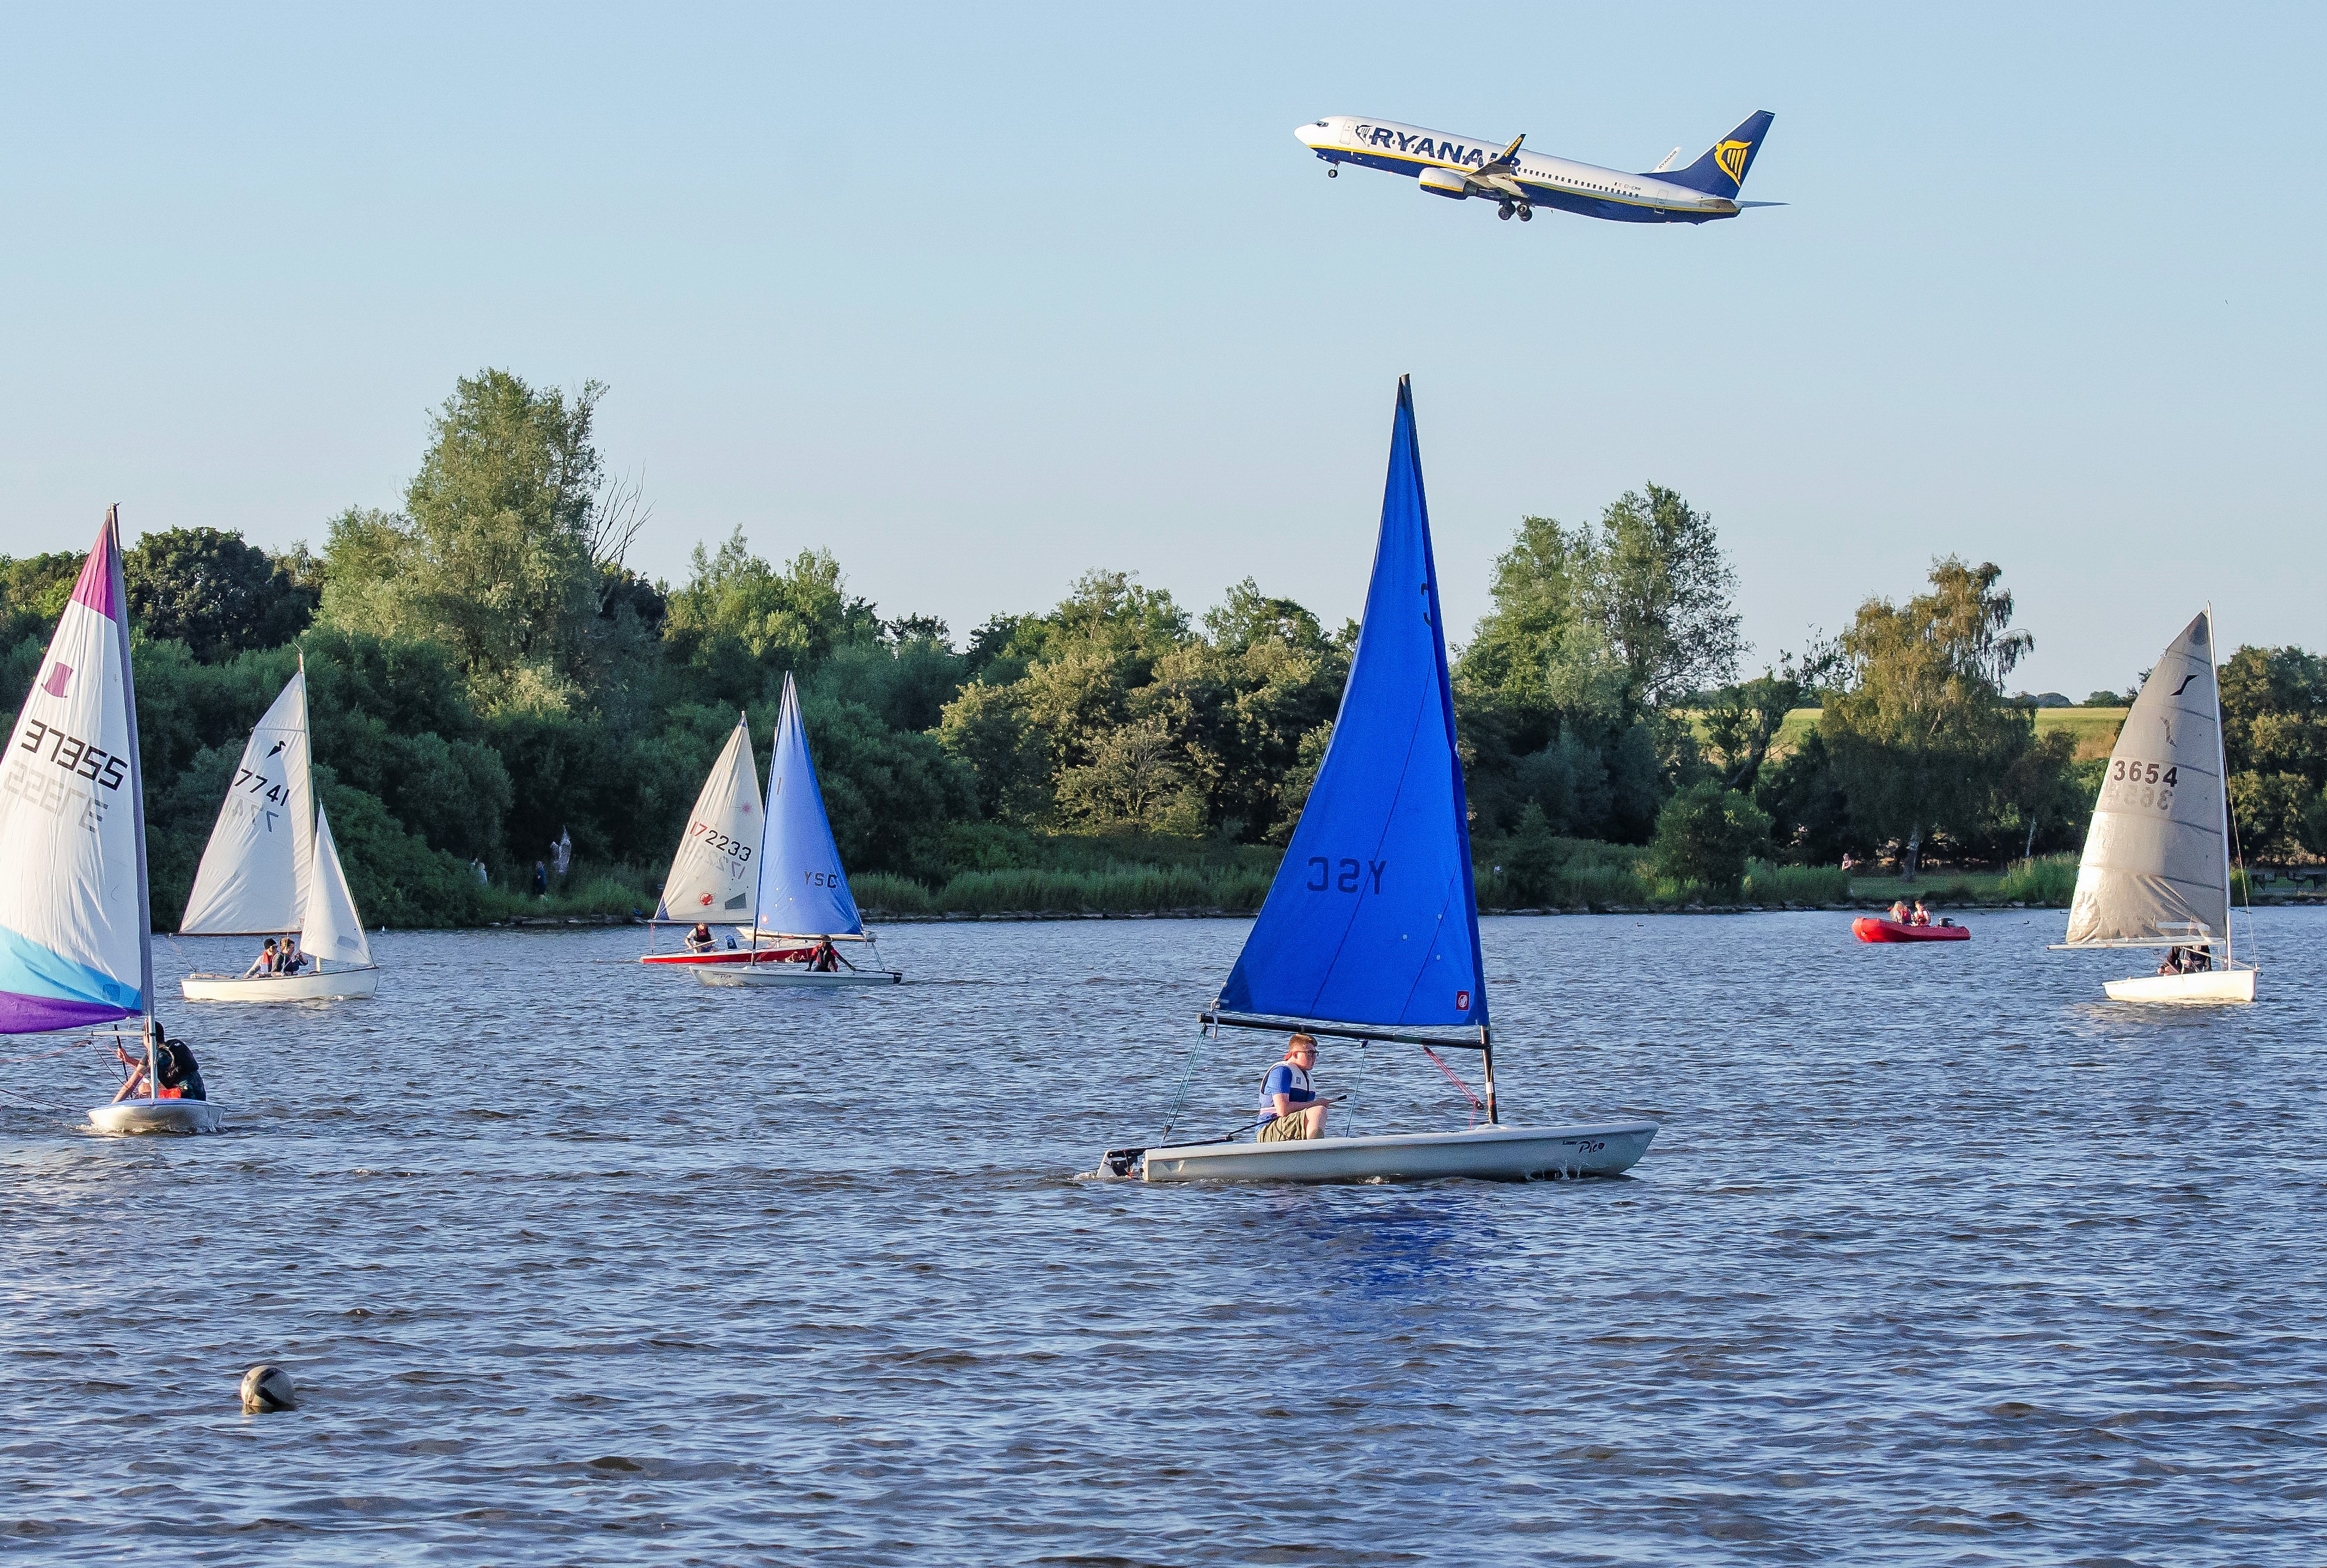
[5,367,2323,926]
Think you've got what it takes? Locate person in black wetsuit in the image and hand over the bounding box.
[110,1027,206,1103]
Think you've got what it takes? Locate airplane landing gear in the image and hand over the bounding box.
[1327,166,1338,178]
[1498,202,1515,221]
[1518,203,1533,221]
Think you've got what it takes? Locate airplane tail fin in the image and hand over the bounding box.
[1652,111,1774,196]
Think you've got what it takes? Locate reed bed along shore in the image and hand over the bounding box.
[473,847,2311,928]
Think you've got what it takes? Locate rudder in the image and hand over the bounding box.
[1653,111,1774,196]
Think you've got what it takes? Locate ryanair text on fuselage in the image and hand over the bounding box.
[1295,110,1777,224]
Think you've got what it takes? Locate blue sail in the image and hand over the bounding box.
[1216,378,1487,1030]
[753,673,866,938]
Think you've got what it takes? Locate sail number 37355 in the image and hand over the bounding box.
[17,718,127,791]
[2107,759,2177,812]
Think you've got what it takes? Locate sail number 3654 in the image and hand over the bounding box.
[2107,759,2177,812]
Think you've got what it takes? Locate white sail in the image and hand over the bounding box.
[299,806,372,969]
[655,712,762,922]
[2064,612,2231,947]
[0,511,152,1032]
[179,669,315,935]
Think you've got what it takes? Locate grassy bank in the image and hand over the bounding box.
[477,841,2118,928]
[1728,707,2128,763]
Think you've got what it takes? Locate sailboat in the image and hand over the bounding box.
[2054,609,2256,1002]
[639,710,788,968]
[178,663,380,1000]
[0,510,215,1133]
[1107,379,1656,1183]
[699,674,900,989]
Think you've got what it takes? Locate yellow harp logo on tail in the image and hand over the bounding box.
[1713,139,1752,184]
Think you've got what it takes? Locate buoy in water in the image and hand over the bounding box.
[240,1365,297,1413]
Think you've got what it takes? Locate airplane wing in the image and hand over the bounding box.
[1735,200,1789,208]
[1476,133,1525,175]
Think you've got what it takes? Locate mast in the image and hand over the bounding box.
[106,507,154,1029]
[107,506,157,1094]
[2208,603,2234,968]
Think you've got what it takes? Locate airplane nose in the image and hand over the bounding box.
[1295,122,1327,148]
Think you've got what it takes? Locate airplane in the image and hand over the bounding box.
[1293,110,1780,224]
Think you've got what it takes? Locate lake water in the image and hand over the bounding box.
[5,910,2325,1564]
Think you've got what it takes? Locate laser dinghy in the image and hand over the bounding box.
[1099,379,1654,1184]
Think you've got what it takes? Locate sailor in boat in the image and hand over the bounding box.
[242,938,281,978]
[808,938,842,973]
[110,1029,206,1105]
[1256,1035,1327,1142]
[684,922,718,954]
[277,937,307,976]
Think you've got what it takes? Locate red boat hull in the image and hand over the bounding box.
[640,946,811,966]
[1852,917,1969,943]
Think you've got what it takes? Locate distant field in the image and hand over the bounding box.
[1712,707,2127,761]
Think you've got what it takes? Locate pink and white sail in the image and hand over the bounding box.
[0,512,152,1032]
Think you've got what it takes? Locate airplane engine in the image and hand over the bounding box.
[1415,167,1471,199]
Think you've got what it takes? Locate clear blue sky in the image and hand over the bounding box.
[3,2,2318,697]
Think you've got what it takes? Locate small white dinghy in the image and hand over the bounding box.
[1103,381,1655,1186]
[1142,1119,1658,1183]
[642,710,766,965]
[89,1099,226,1135]
[2052,609,2257,1003]
[693,675,903,990]
[0,511,224,1134]
[176,659,380,1002]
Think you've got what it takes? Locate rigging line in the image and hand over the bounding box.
[1154,1022,1210,1145]
[1420,1044,1483,1128]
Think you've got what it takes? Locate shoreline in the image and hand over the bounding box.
[462,894,2327,931]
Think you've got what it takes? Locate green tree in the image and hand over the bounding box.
[663,529,881,703]
[1821,557,2034,879]
[126,527,318,661]
[1996,727,2087,859]
[321,370,623,707]
[1650,780,1771,895]
[1589,484,1743,712]
[2219,645,2327,858]
[0,552,84,645]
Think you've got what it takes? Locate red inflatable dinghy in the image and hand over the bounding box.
[1852,917,1969,943]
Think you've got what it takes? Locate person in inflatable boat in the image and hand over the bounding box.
[1257,1035,1327,1142]
[1889,900,1909,923]
[1911,901,1931,926]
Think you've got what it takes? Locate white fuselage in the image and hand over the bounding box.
[1296,117,1738,224]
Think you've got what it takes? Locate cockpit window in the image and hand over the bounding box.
[1314,121,1329,127]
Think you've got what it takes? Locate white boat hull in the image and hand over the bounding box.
[695,964,901,989]
[1142,1119,1658,1184]
[181,967,380,1002]
[88,1097,226,1136]
[2104,968,2256,1003]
